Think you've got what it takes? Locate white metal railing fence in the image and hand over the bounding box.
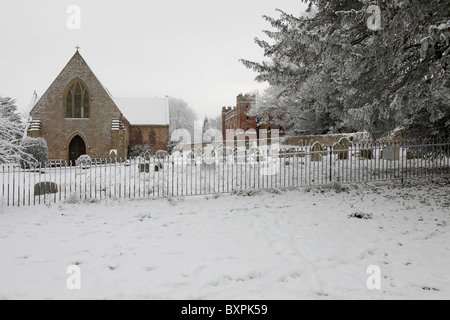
[1,140,449,207]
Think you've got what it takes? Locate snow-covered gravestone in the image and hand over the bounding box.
[155,150,168,159]
[334,138,350,160]
[109,150,117,163]
[310,142,324,162]
[34,182,58,196]
[153,151,167,172]
[143,151,152,161]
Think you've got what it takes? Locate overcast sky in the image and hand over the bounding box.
[0,0,306,119]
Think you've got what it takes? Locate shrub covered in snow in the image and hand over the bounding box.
[128,145,152,159]
[20,137,48,169]
[167,140,183,155]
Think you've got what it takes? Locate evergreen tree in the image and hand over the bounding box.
[0,97,26,163]
[242,0,449,139]
[20,137,49,168]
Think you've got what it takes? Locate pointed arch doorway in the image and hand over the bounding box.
[69,135,86,164]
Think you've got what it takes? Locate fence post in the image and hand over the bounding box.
[329,148,333,183]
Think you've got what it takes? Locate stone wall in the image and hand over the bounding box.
[283,132,370,146]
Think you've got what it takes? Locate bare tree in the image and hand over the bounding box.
[169,97,198,138]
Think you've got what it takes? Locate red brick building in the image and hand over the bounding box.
[27,50,169,163]
[114,98,170,154]
[222,94,284,142]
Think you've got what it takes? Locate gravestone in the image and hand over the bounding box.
[381,147,400,161]
[407,149,422,160]
[139,163,150,173]
[187,151,196,164]
[143,151,152,161]
[34,182,58,196]
[336,138,350,160]
[311,142,324,161]
[155,150,168,159]
[109,150,117,163]
[155,162,163,172]
[360,149,374,159]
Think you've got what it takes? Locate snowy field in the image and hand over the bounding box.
[0,178,449,300]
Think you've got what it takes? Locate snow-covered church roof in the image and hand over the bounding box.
[113,97,170,126]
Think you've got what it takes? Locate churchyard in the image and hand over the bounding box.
[1,139,448,207]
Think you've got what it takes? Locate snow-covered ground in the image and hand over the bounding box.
[0,178,449,300]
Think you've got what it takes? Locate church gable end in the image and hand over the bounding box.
[29,51,128,162]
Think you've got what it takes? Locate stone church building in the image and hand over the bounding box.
[27,50,169,163]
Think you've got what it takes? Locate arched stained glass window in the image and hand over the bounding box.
[74,83,82,118]
[64,79,91,118]
[66,91,72,118]
[83,92,89,118]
